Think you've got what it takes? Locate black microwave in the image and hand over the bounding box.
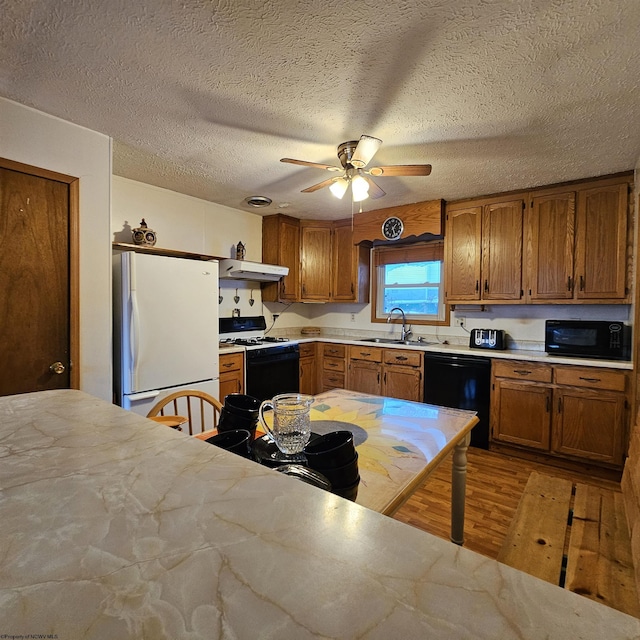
[545,320,631,361]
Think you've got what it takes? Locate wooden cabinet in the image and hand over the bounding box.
[447,173,632,306]
[262,214,300,302]
[347,346,423,402]
[321,343,347,391]
[219,351,244,400]
[446,197,524,304]
[299,342,318,395]
[491,360,628,468]
[526,177,630,302]
[299,218,370,303]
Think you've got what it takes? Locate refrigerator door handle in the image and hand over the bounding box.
[127,390,161,402]
[130,288,141,391]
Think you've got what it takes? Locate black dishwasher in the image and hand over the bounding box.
[423,353,491,449]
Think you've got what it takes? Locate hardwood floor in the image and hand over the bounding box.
[393,446,621,560]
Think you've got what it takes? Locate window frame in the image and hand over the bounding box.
[370,241,450,326]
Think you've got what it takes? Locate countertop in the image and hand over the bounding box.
[2,389,639,638]
[221,333,633,370]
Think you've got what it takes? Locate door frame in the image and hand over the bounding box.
[1,157,80,389]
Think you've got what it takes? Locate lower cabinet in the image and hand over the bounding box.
[219,351,244,400]
[347,346,423,402]
[491,360,628,468]
[321,343,347,391]
[299,342,318,395]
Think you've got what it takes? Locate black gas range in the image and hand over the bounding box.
[219,316,299,401]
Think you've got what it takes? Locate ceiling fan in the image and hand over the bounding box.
[280,135,432,202]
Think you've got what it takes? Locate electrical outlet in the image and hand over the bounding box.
[350,313,356,322]
[455,316,466,328]
[272,314,280,322]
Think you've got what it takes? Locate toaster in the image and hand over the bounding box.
[469,328,507,350]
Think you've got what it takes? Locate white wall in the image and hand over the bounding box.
[111,176,264,321]
[0,97,112,400]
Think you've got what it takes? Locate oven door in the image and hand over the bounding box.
[246,345,300,401]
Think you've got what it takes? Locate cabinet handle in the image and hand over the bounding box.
[546,396,550,412]
[475,280,479,292]
[302,284,306,295]
[579,376,601,383]
[222,363,233,369]
[513,369,532,376]
[359,351,371,356]
[377,373,380,383]
[351,283,354,295]
[384,372,387,383]
[558,397,563,413]
[395,356,408,362]
[484,279,489,293]
[327,362,338,368]
[579,275,585,291]
[567,276,572,291]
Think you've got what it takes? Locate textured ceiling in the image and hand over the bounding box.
[2,0,640,220]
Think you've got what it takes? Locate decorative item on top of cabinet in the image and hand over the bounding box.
[299,342,318,395]
[132,219,157,247]
[491,359,628,470]
[262,214,300,303]
[219,351,244,399]
[347,346,423,402]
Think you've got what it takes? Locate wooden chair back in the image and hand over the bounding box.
[621,408,640,606]
[147,390,223,435]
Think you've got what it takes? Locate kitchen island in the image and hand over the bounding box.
[1,389,639,638]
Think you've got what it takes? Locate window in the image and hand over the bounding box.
[372,241,447,325]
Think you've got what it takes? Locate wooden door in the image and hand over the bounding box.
[347,361,381,395]
[491,380,551,450]
[332,222,356,302]
[299,356,317,395]
[552,388,625,465]
[527,191,576,300]
[382,365,422,402]
[481,199,524,300]
[0,161,78,396]
[575,181,628,300]
[445,206,482,301]
[300,223,332,301]
[262,214,300,302]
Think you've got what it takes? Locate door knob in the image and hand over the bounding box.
[49,361,66,375]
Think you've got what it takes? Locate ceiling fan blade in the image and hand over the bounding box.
[280,158,342,172]
[301,177,336,193]
[365,176,386,199]
[350,135,382,168]
[367,164,432,177]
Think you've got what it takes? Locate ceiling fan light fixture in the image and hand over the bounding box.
[329,177,349,199]
[351,174,370,202]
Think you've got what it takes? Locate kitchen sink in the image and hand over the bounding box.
[359,337,434,346]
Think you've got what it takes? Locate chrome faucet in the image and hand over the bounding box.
[387,307,412,341]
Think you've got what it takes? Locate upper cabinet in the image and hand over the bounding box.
[262,215,370,304]
[446,173,632,306]
[446,196,524,304]
[262,214,300,303]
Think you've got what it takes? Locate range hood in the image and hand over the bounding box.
[218,259,289,282]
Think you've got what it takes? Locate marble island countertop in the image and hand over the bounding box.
[2,389,639,639]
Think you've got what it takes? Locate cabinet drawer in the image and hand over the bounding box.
[322,371,345,389]
[348,345,383,363]
[493,360,552,382]
[299,342,316,358]
[323,344,345,358]
[554,366,627,392]
[219,352,243,372]
[383,349,422,368]
[323,357,345,373]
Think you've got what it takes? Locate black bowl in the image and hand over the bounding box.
[332,476,360,502]
[313,454,359,488]
[303,430,356,468]
[224,394,261,416]
[205,429,252,458]
[218,406,258,437]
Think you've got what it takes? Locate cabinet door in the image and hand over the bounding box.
[262,215,300,302]
[299,356,317,395]
[482,199,524,300]
[575,182,628,300]
[332,222,357,302]
[300,224,332,301]
[383,365,422,402]
[219,372,242,399]
[552,388,625,465]
[348,360,381,395]
[528,191,576,300]
[445,206,482,301]
[492,379,551,450]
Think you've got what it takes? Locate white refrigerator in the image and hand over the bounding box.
[113,251,219,417]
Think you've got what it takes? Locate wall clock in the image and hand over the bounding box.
[382,216,404,241]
